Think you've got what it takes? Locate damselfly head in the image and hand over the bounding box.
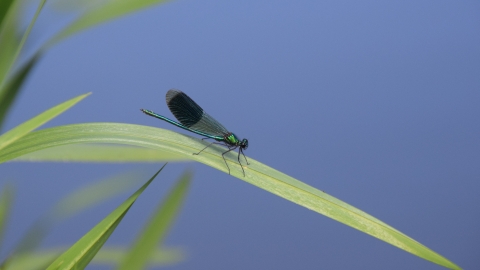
[240,139,249,150]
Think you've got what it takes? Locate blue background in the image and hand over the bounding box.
[2,0,480,269]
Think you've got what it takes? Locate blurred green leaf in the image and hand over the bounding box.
[4,249,58,270]
[6,246,182,270]
[0,185,14,253]
[0,0,46,90]
[0,0,15,27]
[46,164,166,270]
[0,123,460,269]
[0,54,39,131]
[0,92,90,152]
[92,246,184,266]
[47,0,170,47]
[0,0,21,87]
[50,171,146,220]
[14,171,146,255]
[50,0,109,11]
[13,143,186,162]
[119,170,191,270]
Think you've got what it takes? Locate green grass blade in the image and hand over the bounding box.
[0,54,39,131]
[13,144,186,162]
[118,171,191,270]
[0,0,21,88]
[5,247,183,270]
[49,171,146,220]
[0,123,460,269]
[4,249,59,270]
[0,0,15,30]
[45,164,166,270]
[46,0,170,47]
[14,171,146,255]
[0,0,46,91]
[92,246,184,266]
[0,185,13,254]
[0,92,90,152]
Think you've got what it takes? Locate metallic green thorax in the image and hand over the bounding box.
[225,133,240,144]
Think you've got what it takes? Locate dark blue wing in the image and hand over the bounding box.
[166,89,229,137]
